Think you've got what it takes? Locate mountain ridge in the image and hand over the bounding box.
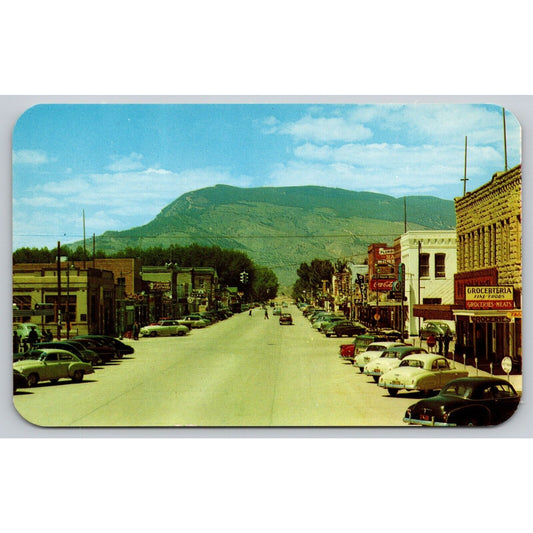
[80,185,457,287]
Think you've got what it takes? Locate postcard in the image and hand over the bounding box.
[11,101,523,428]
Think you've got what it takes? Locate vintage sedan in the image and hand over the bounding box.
[403,377,520,426]
[378,353,469,396]
[339,334,391,364]
[177,316,208,328]
[13,348,94,387]
[419,321,454,340]
[139,320,189,337]
[324,320,367,337]
[34,340,102,366]
[354,342,407,373]
[279,313,293,325]
[364,346,428,382]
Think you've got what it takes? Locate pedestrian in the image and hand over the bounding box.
[46,329,53,342]
[13,331,20,354]
[427,333,436,353]
[443,331,452,357]
[132,321,139,340]
[264,308,269,319]
[22,338,29,352]
[437,334,443,355]
[249,308,252,317]
[28,326,39,350]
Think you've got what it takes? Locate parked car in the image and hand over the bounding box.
[339,334,391,364]
[185,313,212,325]
[419,321,454,340]
[279,313,293,325]
[94,336,135,356]
[354,342,407,372]
[34,341,102,366]
[71,337,117,363]
[273,307,282,316]
[13,368,28,392]
[314,316,344,331]
[13,322,42,341]
[139,320,189,337]
[13,348,94,386]
[177,316,208,328]
[403,376,520,426]
[378,353,469,396]
[324,320,367,337]
[364,346,428,382]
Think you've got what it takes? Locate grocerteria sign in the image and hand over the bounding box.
[465,285,514,310]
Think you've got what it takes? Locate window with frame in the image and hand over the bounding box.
[435,253,446,278]
[419,253,430,278]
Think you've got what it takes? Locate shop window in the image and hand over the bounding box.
[435,253,446,278]
[419,253,430,278]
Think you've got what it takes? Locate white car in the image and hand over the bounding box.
[378,353,469,396]
[177,316,208,328]
[363,346,428,382]
[139,320,189,337]
[353,342,406,373]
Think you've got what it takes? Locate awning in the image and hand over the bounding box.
[453,308,522,323]
[413,304,455,320]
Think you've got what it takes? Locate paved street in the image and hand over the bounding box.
[13,306,488,428]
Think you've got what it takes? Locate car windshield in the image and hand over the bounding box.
[399,359,424,368]
[23,350,48,361]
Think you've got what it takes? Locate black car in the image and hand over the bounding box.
[279,313,293,325]
[74,335,134,358]
[324,320,367,337]
[403,376,520,427]
[13,368,28,393]
[71,337,117,363]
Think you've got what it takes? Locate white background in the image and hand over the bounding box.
[2,2,532,532]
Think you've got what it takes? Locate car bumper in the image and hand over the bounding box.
[403,414,456,427]
[379,382,417,390]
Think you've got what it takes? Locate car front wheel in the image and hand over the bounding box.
[387,388,398,396]
[27,373,39,387]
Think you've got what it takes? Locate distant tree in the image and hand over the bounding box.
[292,259,334,301]
[251,268,279,302]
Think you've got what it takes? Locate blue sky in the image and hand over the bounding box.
[12,103,521,250]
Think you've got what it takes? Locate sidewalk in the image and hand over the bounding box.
[407,336,523,393]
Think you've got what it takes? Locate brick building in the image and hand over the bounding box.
[453,164,522,372]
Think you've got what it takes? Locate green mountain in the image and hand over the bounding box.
[86,185,456,287]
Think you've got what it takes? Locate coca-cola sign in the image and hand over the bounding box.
[369,278,394,292]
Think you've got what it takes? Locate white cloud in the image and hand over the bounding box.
[276,115,373,143]
[106,152,144,172]
[13,149,54,165]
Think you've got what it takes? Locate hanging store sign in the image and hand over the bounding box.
[472,316,511,323]
[465,286,514,310]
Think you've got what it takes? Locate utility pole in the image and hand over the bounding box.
[56,241,62,340]
[503,107,508,171]
[462,136,468,196]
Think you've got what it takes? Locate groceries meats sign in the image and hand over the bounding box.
[465,286,514,310]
